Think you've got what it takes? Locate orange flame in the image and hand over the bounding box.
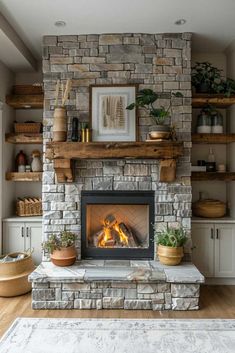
[98,220,129,248]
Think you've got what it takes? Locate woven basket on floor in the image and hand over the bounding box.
[0,252,34,297]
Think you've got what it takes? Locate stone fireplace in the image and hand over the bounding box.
[29,32,204,311]
[81,191,154,259]
[42,32,192,262]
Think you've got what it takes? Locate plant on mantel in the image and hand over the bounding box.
[42,231,77,267]
[126,89,183,141]
[154,225,187,265]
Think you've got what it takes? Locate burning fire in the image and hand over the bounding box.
[98,220,129,248]
[90,214,138,249]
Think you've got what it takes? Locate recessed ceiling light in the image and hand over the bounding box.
[54,20,66,27]
[175,19,186,25]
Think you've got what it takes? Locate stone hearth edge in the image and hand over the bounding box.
[29,261,204,310]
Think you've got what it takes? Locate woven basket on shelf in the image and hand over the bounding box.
[14,123,41,134]
[16,198,42,217]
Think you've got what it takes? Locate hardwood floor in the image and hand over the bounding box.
[0,285,235,338]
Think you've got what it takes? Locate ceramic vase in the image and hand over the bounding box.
[53,107,67,142]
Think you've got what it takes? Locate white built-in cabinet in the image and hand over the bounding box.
[192,222,235,278]
[3,218,42,265]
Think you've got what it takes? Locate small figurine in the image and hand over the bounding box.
[31,150,42,172]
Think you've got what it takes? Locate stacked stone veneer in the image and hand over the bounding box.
[32,281,200,310]
[42,33,192,260]
[30,261,203,310]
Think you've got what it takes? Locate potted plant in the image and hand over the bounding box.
[192,62,222,93]
[126,88,183,140]
[42,231,77,267]
[155,226,187,265]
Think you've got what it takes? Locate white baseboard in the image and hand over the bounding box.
[204,277,235,285]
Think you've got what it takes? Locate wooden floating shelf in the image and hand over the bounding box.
[6,172,43,182]
[192,172,235,182]
[192,133,235,144]
[46,141,184,183]
[6,94,44,109]
[5,133,43,144]
[192,94,235,108]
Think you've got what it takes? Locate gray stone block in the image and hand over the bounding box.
[124,300,151,310]
[59,301,74,309]
[124,164,149,176]
[103,297,124,309]
[43,36,57,45]
[55,288,62,301]
[32,301,47,310]
[62,283,90,291]
[172,297,199,310]
[32,283,49,289]
[103,288,124,297]
[99,34,122,45]
[137,284,158,294]
[124,289,137,299]
[32,289,55,301]
[171,284,200,298]
[114,181,138,190]
[62,291,75,301]
[152,303,164,311]
[92,177,113,190]
[150,293,164,303]
[74,299,97,309]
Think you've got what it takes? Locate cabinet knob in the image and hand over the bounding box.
[216,229,219,239]
[26,227,29,237]
[21,227,24,237]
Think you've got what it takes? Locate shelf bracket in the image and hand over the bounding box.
[54,159,73,183]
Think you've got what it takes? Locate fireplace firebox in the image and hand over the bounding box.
[81,191,154,259]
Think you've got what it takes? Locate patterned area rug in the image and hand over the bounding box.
[1,318,235,353]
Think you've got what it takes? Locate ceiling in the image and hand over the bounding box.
[0,0,235,71]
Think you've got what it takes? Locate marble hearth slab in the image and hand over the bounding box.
[1,318,235,353]
[29,261,204,284]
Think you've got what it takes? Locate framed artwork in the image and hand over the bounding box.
[90,84,137,141]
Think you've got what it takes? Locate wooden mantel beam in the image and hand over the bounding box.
[46,141,183,160]
[46,141,184,183]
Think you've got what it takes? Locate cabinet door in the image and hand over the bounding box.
[3,222,25,255]
[25,222,42,265]
[214,224,235,277]
[191,223,214,277]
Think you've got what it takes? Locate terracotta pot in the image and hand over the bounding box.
[50,245,76,267]
[157,244,183,266]
[149,125,171,140]
[53,107,67,142]
[0,252,34,297]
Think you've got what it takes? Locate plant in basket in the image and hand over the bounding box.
[155,225,187,266]
[42,231,77,267]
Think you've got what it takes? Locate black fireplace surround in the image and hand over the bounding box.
[81,191,155,259]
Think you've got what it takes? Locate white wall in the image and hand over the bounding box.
[0,60,15,253]
[226,45,235,217]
